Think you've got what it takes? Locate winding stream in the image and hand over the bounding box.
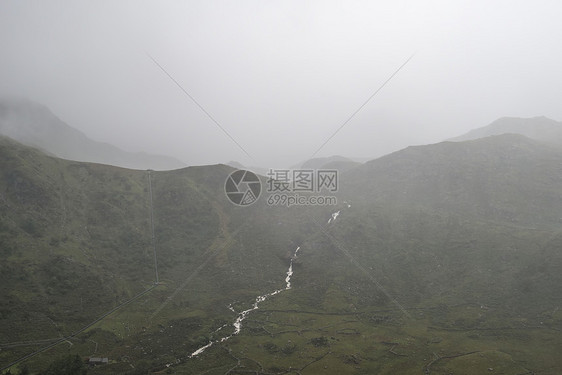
[189,246,301,357]
[189,206,347,358]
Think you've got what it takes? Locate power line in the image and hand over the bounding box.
[146,52,252,159]
[147,170,159,285]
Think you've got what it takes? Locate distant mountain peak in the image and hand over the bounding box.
[449,116,562,145]
[0,98,186,170]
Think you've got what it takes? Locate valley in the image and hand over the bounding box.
[1,134,562,374]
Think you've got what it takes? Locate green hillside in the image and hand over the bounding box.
[345,134,562,228]
[2,135,562,374]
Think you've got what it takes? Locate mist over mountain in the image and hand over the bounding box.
[448,116,562,146]
[345,133,562,228]
[3,1,562,373]
[0,99,186,170]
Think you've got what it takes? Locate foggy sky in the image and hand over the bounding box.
[1,1,561,167]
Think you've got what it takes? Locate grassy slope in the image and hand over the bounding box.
[0,137,223,370]
[2,134,562,374]
[168,135,562,374]
[0,137,325,373]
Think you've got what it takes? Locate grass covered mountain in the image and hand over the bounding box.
[0,99,186,170]
[345,134,562,228]
[449,116,562,145]
[1,134,562,374]
[0,136,326,373]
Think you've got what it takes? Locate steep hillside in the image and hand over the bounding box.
[344,134,562,229]
[0,137,328,373]
[0,136,217,351]
[2,135,562,374]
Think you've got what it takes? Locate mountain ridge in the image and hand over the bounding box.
[448,115,562,145]
[344,133,562,228]
[0,98,186,170]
